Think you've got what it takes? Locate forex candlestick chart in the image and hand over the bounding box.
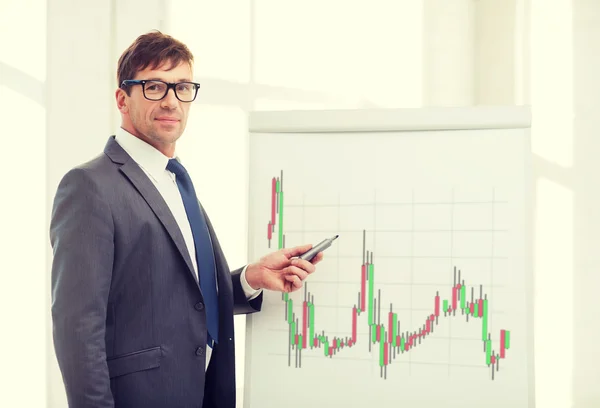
[268,171,511,381]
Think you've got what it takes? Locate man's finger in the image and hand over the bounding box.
[282,244,312,259]
[285,265,309,281]
[310,252,324,265]
[291,258,316,274]
[284,274,303,289]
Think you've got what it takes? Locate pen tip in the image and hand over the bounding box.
[333,234,339,240]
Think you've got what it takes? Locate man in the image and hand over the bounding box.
[49,30,323,408]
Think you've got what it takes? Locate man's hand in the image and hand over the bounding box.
[245,244,324,293]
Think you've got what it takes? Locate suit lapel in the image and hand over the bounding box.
[104,136,199,286]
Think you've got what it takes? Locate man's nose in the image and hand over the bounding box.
[160,88,178,109]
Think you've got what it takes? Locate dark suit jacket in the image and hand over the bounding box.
[50,136,262,408]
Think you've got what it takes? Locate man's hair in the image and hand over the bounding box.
[117,30,194,94]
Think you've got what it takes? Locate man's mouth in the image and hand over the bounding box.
[156,117,180,123]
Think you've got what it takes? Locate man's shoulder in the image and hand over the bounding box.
[75,151,113,172]
[68,135,127,174]
[67,151,112,177]
[58,149,122,191]
[54,136,136,198]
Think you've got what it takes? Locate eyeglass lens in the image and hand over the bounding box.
[144,81,196,101]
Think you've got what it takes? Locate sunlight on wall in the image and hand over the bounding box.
[0,1,46,82]
[167,0,251,84]
[423,0,474,106]
[253,0,423,108]
[529,0,575,405]
[0,3,46,408]
[534,178,573,408]
[530,0,573,167]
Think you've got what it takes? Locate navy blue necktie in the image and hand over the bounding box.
[167,158,219,346]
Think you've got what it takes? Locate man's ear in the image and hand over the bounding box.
[116,88,129,113]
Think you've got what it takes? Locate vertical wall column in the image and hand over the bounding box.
[422,0,476,106]
[568,0,600,406]
[473,0,517,105]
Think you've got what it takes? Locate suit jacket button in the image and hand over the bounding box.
[194,302,204,311]
[195,346,204,356]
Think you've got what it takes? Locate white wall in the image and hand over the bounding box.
[423,0,475,106]
[1,1,47,407]
[2,0,599,406]
[527,1,600,407]
[571,3,600,405]
[528,0,574,405]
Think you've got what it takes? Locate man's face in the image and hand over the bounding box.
[117,60,193,157]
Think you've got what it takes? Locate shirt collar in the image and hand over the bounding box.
[115,127,178,182]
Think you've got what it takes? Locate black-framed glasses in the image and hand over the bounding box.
[121,79,201,102]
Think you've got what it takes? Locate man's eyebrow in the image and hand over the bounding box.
[145,77,193,82]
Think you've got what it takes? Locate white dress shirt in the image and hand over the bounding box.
[115,127,261,366]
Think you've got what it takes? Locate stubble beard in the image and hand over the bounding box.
[133,114,182,151]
